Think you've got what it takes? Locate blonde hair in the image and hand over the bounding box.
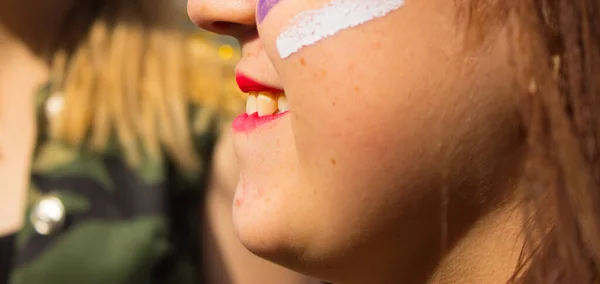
[47,0,243,173]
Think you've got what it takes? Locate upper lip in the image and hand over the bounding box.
[236,73,284,93]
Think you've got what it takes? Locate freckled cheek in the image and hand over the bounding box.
[284,70,399,180]
[285,59,374,121]
[291,94,389,168]
[280,60,383,148]
[291,116,395,208]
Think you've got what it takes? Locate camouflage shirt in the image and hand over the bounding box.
[7,84,219,284]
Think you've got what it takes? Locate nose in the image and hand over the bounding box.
[188,0,257,38]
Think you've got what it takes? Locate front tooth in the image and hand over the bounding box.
[246,93,257,115]
[277,96,289,112]
[256,92,278,117]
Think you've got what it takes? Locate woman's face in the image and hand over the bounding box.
[189,0,523,282]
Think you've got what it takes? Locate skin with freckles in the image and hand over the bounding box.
[189,0,526,283]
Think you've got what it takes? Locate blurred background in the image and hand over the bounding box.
[176,0,245,115]
[0,1,319,284]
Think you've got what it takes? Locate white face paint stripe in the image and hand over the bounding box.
[276,0,405,59]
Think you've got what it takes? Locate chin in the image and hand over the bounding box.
[233,221,327,281]
[232,205,286,256]
[234,218,356,284]
[232,195,348,284]
[231,180,327,278]
[231,179,294,253]
[232,205,312,273]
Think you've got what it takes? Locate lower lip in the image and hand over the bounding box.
[232,112,289,133]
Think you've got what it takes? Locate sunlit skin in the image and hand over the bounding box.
[189,0,526,283]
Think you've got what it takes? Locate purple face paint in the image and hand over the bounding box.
[257,0,281,22]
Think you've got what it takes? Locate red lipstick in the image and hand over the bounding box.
[236,73,283,93]
[233,73,288,133]
[232,112,288,132]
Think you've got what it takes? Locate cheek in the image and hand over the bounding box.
[277,55,450,220]
[259,0,518,227]
[261,12,456,197]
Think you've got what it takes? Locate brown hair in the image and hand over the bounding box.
[463,0,600,282]
[47,0,243,173]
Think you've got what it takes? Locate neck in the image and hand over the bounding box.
[0,0,75,60]
[325,166,526,284]
[426,198,524,284]
[334,198,524,284]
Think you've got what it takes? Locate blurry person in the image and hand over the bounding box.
[0,0,315,283]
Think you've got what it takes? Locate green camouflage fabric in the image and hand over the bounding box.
[9,83,220,284]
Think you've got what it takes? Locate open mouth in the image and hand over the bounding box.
[233,74,289,132]
[245,91,288,116]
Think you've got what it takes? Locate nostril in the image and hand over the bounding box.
[212,21,235,31]
[211,21,258,39]
[212,21,244,34]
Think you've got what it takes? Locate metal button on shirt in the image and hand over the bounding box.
[30,195,66,235]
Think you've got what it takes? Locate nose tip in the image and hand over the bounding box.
[187,0,257,38]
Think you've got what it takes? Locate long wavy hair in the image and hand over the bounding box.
[462,0,600,282]
[47,0,242,173]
